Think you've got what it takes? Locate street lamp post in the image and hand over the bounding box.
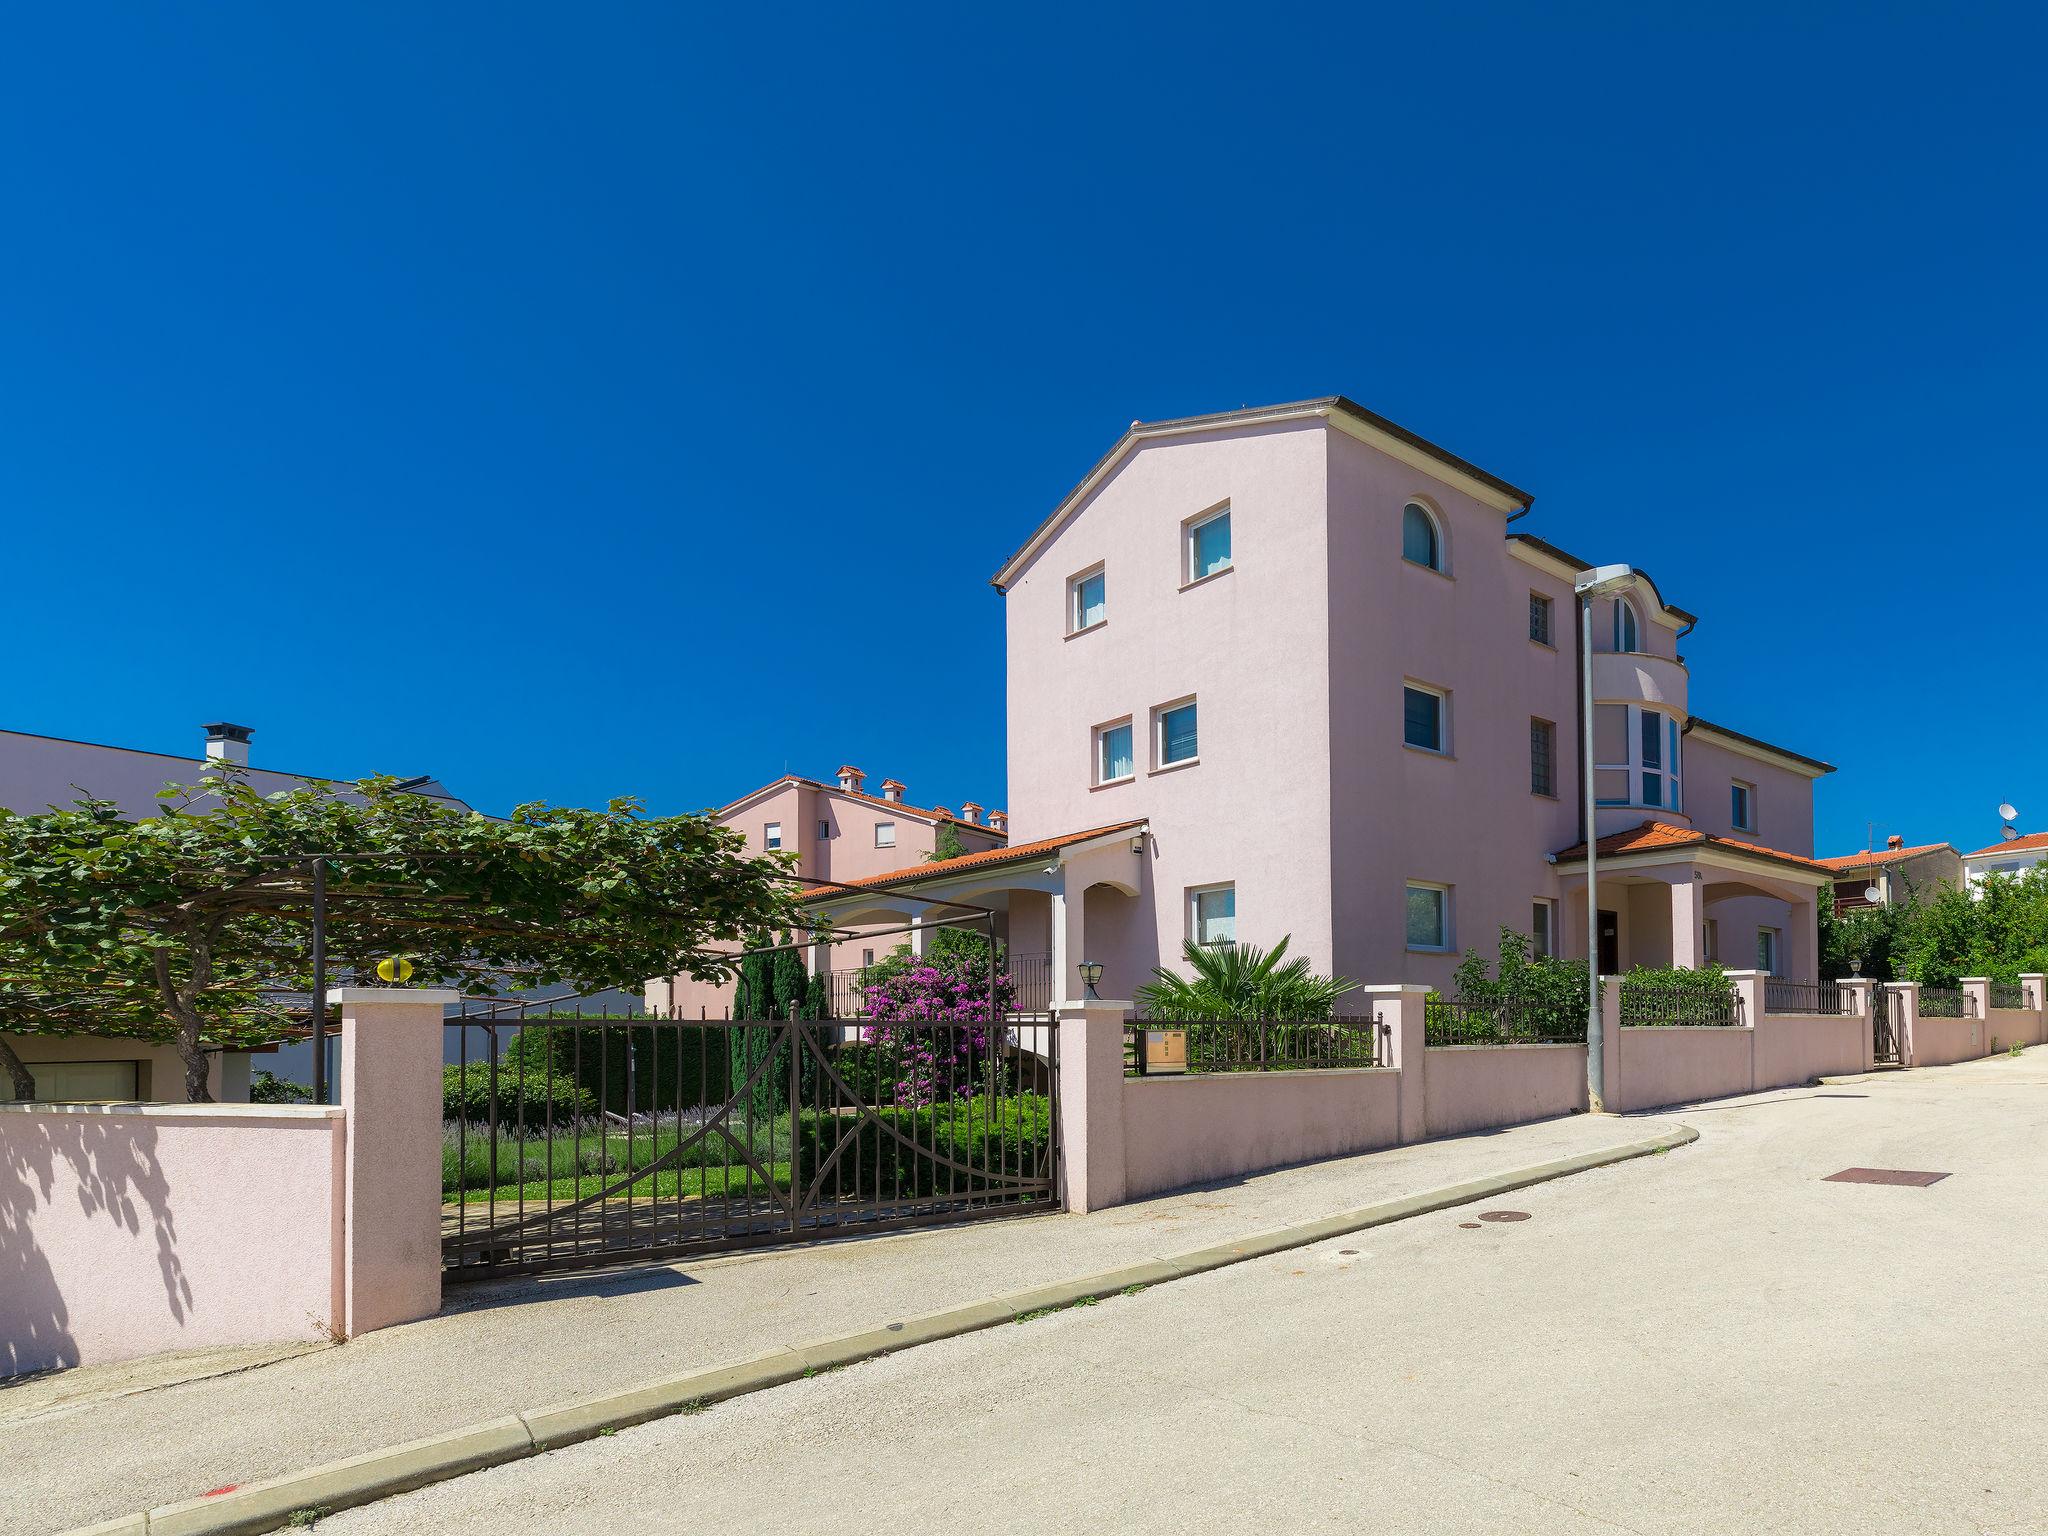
[1575,562,1635,1113]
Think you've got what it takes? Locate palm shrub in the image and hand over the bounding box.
[1136,935,1355,1022]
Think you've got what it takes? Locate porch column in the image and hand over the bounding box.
[1783,893,1819,982]
[333,987,455,1338]
[1669,874,1705,970]
[1050,883,1086,1009]
[907,902,932,959]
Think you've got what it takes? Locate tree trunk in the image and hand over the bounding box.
[0,1033,36,1102]
[178,1020,215,1103]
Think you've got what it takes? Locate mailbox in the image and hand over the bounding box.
[1138,1026,1188,1075]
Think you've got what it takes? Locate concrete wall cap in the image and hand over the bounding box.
[0,1101,345,1119]
[1054,998,1134,1013]
[1357,983,1430,996]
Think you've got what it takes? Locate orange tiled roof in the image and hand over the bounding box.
[803,819,1146,899]
[1817,843,1953,873]
[1962,831,2048,859]
[1552,819,1834,876]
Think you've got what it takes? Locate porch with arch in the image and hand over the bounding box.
[1550,822,1832,982]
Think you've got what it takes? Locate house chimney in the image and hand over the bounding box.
[959,802,983,826]
[880,778,906,804]
[1887,834,1904,850]
[933,805,953,820]
[988,810,1007,834]
[836,764,866,794]
[203,722,253,767]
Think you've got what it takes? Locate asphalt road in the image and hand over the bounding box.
[325,1051,2048,1536]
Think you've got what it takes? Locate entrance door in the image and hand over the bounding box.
[1597,910,1619,974]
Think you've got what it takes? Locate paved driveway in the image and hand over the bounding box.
[327,1052,2048,1535]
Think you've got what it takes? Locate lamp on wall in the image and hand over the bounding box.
[1574,562,1635,1114]
[1077,960,1104,1001]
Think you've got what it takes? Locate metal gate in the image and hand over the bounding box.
[442,1010,1060,1278]
[1872,985,1901,1066]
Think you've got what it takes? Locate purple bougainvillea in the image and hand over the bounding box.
[861,960,1015,1107]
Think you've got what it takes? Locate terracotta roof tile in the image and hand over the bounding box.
[718,774,1007,840]
[803,820,1146,899]
[1962,831,2048,859]
[1817,843,1953,873]
[1552,819,1833,876]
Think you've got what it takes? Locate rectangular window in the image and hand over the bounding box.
[1095,719,1135,785]
[862,948,875,967]
[1406,883,1450,950]
[1069,566,1106,633]
[1730,780,1755,832]
[1528,592,1553,645]
[1403,685,1445,753]
[818,819,831,841]
[1531,899,1557,958]
[874,822,895,849]
[0,1059,142,1103]
[1757,927,1780,975]
[1191,884,1236,946]
[1530,718,1556,797]
[763,821,783,850]
[1185,506,1232,583]
[1155,699,1198,767]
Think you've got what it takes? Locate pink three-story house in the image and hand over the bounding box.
[795,396,1836,1012]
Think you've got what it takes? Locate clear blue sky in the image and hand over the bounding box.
[4,5,2041,858]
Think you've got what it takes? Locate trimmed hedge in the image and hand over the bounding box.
[505,1020,731,1116]
[442,1063,597,1128]
[793,1093,1052,1199]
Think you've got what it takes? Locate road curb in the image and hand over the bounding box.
[70,1122,1696,1536]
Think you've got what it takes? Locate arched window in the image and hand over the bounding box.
[1402,501,1443,571]
[1612,597,1640,653]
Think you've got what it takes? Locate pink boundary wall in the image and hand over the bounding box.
[0,988,448,1378]
[1057,973,2048,1212]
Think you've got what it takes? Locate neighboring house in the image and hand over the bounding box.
[0,721,474,818]
[0,720,475,1102]
[1818,836,1963,914]
[1960,831,2048,895]
[799,396,1837,1006]
[651,766,1007,1016]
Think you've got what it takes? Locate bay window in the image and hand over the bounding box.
[1594,704,1683,811]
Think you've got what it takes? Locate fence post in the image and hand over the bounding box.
[1960,977,1993,1053]
[2022,975,2048,1046]
[1836,978,1876,1072]
[1360,984,1428,1141]
[1887,981,1921,1068]
[334,986,456,1338]
[1054,999,1129,1214]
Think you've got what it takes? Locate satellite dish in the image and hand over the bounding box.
[2002,825,2021,843]
[1863,884,1882,904]
[1999,802,2020,823]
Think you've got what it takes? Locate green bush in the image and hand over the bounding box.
[442,1063,596,1127]
[792,1094,1052,1199]
[1615,964,1736,1025]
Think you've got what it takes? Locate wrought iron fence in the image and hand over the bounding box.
[1990,983,2028,1011]
[1618,979,1742,1027]
[1009,952,1056,1015]
[1424,997,1585,1047]
[1918,986,1971,1018]
[1763,979,1845,1016]
[1125,1013,1382,1075]
[824,969,870,1019]
[442,1007,1058,1278]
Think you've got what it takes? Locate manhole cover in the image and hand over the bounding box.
[1457,1222,1481,1229]
[1824,1167,1950,1187]
[1478,1210,1531,1222]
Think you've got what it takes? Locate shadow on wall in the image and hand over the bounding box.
[1,1114,187,1378]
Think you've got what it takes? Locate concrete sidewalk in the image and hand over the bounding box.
[8,1109,1666,1536]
